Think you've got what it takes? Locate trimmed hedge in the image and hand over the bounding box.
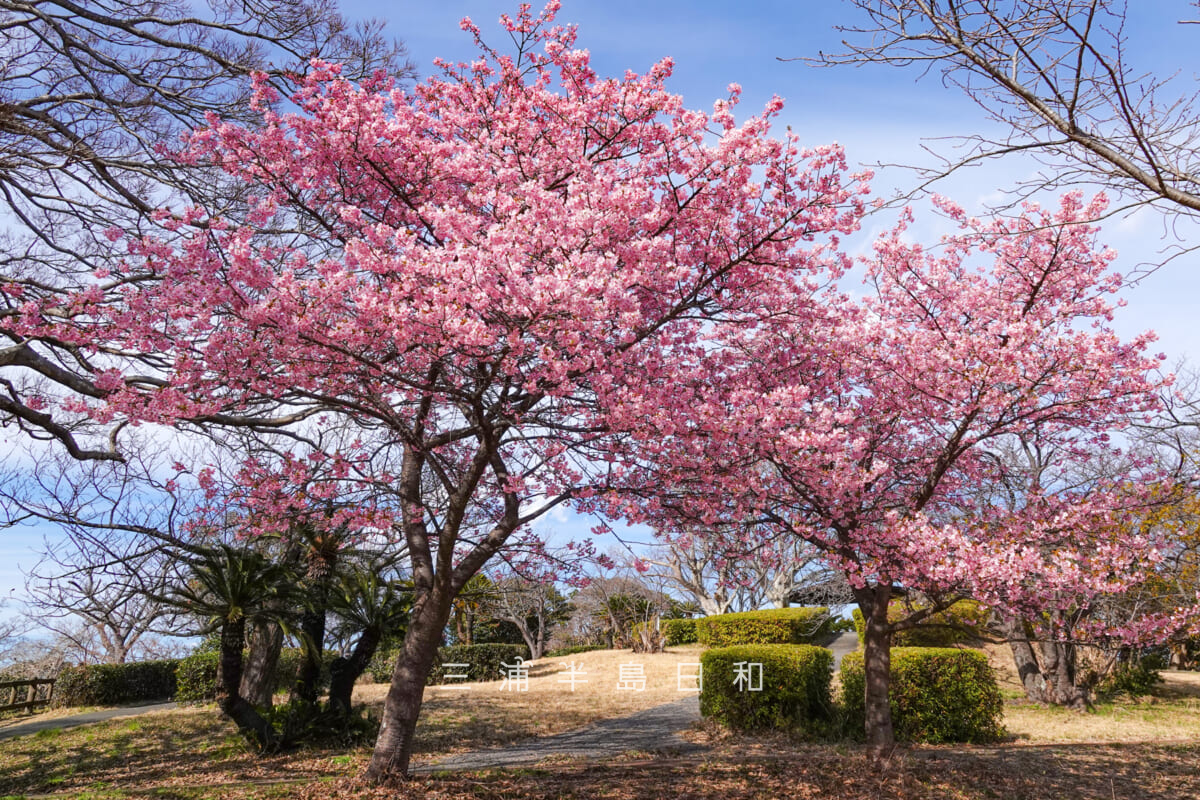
[172,648,336,704]
[428,643,530,685]
[52,660,179,708]
[175,652,219,703]
[700,644,834,734]
[840,648,1003,743]
[852,600,989,647]
[695,607,832,647]
[663,618,698,645]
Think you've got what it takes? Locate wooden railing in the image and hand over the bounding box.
[0,678,55,714]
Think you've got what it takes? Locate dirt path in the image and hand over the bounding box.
[0,702,178,741]
[412,696,704,774]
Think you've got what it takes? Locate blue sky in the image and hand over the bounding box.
[5,1,1200,619]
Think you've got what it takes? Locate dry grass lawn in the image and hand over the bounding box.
[359,645,708,757]
[1,643,1199,799]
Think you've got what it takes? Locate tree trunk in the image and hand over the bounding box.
[217,617,278,751]
[291,606,327,705]
[998,613,1089,710]
[363,593,452,782]
[1039,638,1089,710]
[859,584,895,747]
[327,626,383,718]
[241,619,283,708]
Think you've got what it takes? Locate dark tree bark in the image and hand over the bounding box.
[363,592,453,781]
[858,584,896,747]
[291,543,338,706]
[326,626,384,718]
[216,616,278,751]
[240,618,284,709]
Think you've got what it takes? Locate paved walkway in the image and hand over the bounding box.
[412,696,704,774]
[0,702,178,742]
[826,630,859,669]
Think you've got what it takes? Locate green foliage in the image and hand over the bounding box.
[274,648,335,693]
[174,652,219,703]
[427,643,530,684]
[662,618,698,645]
[367,643,538,687]
[695,607,832,647]
[699,644,834,734]
[851,600,988,646]
[171,648,336,703]
[1096,657,1164,699]
[51,660,179,708]
[366,647,398,684]
[839,648,1004,743]
[545,644,608,658]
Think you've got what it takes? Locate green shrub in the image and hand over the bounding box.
[427,643,531,685]
[700,644,834,734]
[366,647,398,684]
[52,660,179,708]
[662,618,698,645]
[840,648,1003,743]
[1096,658,1163,698]
[171,647,338,703]
[545,644,609,658]
[851,600,989,647]
[695,607,832,647]
[274,648,336,693]
[174,652,220,703]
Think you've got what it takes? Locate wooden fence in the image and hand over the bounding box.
[0,678,55,714]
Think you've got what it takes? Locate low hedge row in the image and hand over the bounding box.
[839,648,1003,743]
[368,643,532,685]
[851,600,989,647]
[428,643,530,684]
[52,660,179,708]
[695,607,832,647]
[699,644,833,735]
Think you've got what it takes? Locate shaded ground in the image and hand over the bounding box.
[413,696,703,773]
[0,701,177,741]
[300,739,1200,800]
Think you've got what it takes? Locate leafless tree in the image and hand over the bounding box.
[23,531,182,664]
[0,0,412,461]
[815,1,1200,240]
[486,574,569,660]
[642,526,852,615]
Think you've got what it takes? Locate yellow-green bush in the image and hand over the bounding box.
[662,618,698,645]
[699,644,833,734]
[839,648,1003,743]
[695,607,832,647]
[851,599,989,647]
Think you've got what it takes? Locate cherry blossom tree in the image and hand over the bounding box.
[613,191,1173,745]
[49,3,870,780]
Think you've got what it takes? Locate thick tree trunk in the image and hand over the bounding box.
[291,606,327,705]
[860,585,895,747]
[1038,639,1089,710]
[241,619,283,708]
[327,626,383,718]
[363,593,452,782]
[998,613,1089,710]
[217,617,278,751]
